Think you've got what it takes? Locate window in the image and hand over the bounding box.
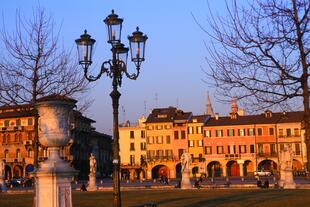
[269,128,274,136]
[16,119,21,126]
[188,127,194,134]
[295,143,301,155]
[199,154,203,162]
[16,149,20,159]
[130,155,135,165]
[227,129,234,136]
[18,134,22,143]
[258,144,263,154]
[27,132,33,140]
[14,134,18,142]
[157,125,162,130]
[4,120,9,127]
[140,142,146,150]
[141,130,145,138]
[174,131,179,139]
[257,128,263,136]
[239,145,246,153]
[250,144,255,153]
[188,140,194,147]
[165,125,171,129]
[28,118,33,126]
[157,150,164,158]
[147,136,153,144]
[204,130,211,137]
[165,149,173,158]
[156,136,163,144]
[215,130,223,137]
[2,134,6,143]
[228,145,236,154]
[286,128,292,137]
[43,149,47,157]
[238,129,245,136]
[280,143,284,151]
[4,150,9,159]
[248,128,255,136]
[148,150,155,159]
[205,146,212,154]
[198,140,203,147]
[166,135,171,144]
[294,128,300,137]
[28,149,33,158]
[130,143,135,151]
[279,129,284,137]
[270,144,276,154]
[130,131,134,139]
[216,146,224,154]
[181,130,186,139]
[196,126,202,134]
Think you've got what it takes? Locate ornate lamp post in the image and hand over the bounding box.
[75,10,147,207]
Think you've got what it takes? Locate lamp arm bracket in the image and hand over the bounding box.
[120,60,140,80]
[83,60,111,82]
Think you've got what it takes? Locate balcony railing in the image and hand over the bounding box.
[258,152,278,157]
[225,154,241,160]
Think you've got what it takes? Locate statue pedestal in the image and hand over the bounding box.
[34,148,77,207]
[87,173,97,191]
[279,168,296,189]
[0,176,7,192]
[181,170,192,189]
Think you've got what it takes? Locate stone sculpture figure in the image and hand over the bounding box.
[88,153,98,191]
[181,152,191,172]
[181,152,192,189]
[89,153,97,175]
[279,144,296,189]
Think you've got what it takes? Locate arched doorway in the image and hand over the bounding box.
[176,163,182,178]
[13,165,23,178]
[258,160,277,172]
[5,165,12,180]
[227,161,239,176]
[244,160,254,176]
[192,166,199,177]
[121,169,130,180]
[151,165,169,179]
[292,159,302,171]
[25,164,34,177]
[207,161,222,177]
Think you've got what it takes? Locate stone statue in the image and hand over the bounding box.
[280,144,294,170]
[279,144,296,189]
[89,153,97,175]
[88,153,98,191]
[181,152,191,172]
[180,152,192,189]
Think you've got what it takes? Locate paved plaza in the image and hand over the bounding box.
[1,188,310,207]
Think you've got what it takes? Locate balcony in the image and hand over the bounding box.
[225,154,241,160]
[258,152,278,157]
[192,157,205,163]
[147,156,174,162]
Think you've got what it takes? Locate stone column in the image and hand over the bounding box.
[237,160,244,177]
[222,165,227,177]
[33,96,78,207]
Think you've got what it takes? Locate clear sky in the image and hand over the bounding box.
[1,0,236,134]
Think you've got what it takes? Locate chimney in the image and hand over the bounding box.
[215,113,219,120]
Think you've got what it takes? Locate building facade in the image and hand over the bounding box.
[0,104,112,180]
[119,100,306,180]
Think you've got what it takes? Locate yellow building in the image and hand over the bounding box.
[119,116,147,180]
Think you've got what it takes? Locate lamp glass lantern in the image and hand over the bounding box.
[75,30,96,69]
[104,10,123,45]
[114,43,129,67]
[128,27,148,67]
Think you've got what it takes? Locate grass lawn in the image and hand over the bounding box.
[1,189,310,207]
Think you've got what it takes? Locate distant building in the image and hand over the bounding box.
[0,104,112,180]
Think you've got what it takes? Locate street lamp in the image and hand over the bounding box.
[75,9,147,207]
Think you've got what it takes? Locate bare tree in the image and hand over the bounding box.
[0,7,90,205]
[197,0,309,169]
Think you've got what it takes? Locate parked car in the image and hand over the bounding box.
[254,170,272,176]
